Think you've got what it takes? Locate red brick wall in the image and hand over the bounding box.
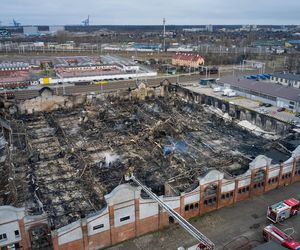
[137,215,159,236]
[53,160,300,250]
[19,219,30,250]
[87,230,111,250]
[59,239,83,250]
[111,222,136,245]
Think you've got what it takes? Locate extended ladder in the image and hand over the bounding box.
[126,174,215,250]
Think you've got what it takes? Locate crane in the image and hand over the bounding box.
[12,19,21,27]
[82,15,90,26]
[125,173,215,250]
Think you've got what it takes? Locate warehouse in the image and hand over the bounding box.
[1,83,300,249]
[270,72,300,88]
[217,76,300,112]
[40,55,157,84]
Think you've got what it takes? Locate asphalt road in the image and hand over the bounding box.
[107,182,300,250]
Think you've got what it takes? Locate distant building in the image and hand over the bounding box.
[217,76,300,112]
[23,26,39,36]
[49,25,65,34]
[270,72,300,88]
[0,62,30,88]
[171,53,205,68]
[0,29,11,38]
[0,62,29,76]
[206,24,213,32]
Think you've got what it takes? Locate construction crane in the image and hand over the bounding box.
[125,173,215,250]
[12,19,21,27]
[82,15,90,26]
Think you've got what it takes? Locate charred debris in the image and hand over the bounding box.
[0,94,298,229]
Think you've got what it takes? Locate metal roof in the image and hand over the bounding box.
[218,76,300,102]
[272,72,300,81]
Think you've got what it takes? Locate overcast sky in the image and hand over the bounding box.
[1,0,300,26]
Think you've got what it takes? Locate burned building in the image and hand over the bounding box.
[0,83,300,249]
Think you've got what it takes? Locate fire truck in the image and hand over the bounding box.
[267,198,299,223]
[263,224,300,250]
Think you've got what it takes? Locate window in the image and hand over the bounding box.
[93,224,104,230]
[190,204,194,210]
[14,230,20,237]
[0,233,7,240]
[120,216,130,222]
[185,205,189,211]
[195,203,199,208]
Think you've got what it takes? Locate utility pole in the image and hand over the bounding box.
[163,18,166,52]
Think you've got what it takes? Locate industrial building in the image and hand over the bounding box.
[0,81,300,249]
[0,62,30,88]
[171,53,205,68]
[23,26,39,36]
[270,72,300,88]
[217,76,300,112]
[49,26,65,34]
[41,55,157,84]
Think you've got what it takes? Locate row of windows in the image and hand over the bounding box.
[296,170,300,175]
[268,177,278,184]
[204,197,217,206]
[221,191,234,199]
[238,186,250,194]
[253,182,264,189]
[184,203,199,211]
[282,173,292,179]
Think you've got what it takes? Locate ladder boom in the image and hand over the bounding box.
[130,175,215,250]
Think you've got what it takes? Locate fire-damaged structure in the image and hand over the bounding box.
[0,82,300,250]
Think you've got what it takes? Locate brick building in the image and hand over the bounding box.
[171,53,205,68]
[0,62,29,77]
[1,146,300,249]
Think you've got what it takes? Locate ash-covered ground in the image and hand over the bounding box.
[1,95,296,229]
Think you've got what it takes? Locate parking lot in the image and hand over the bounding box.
[181,82,300,126]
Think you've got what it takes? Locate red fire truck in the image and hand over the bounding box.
[263,224,300,250]
[267,198,299,223]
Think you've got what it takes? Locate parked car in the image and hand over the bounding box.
[295,113,300,117]
[259,103,272,107]
[277,107,286,112]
